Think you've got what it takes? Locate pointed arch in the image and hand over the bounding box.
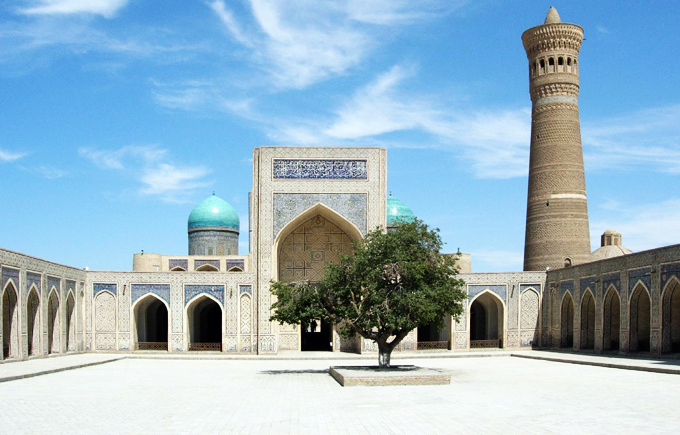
[580,289,596,350]
[26,285,41,356]
[602,285,621,351]
[170,266,187,272]
[469,289,505,349]
[661,276,680,353]
[274,202,363,249]
[185,294,223,351]
[133,293,169,351]
[629,283,651,352]
[47,288,61,354]
[560,291,574,348]
[65,290,76,352]
[2,281,19,359]
[94,290,117,351]
[195,264,219,272]
[228,266,244,273]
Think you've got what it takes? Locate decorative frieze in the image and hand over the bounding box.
[273,159,367,180]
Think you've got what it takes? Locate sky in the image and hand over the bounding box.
[1,1,679,272]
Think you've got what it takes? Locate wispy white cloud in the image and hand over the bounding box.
[208,0,456,89]
[33,166,67,179]
[591,198,680,252]
[17,0,130,18]
[583,104,680,174]
[79,145,210,203]
[596,25,611,34]
[79,145,167,170]
[0,149,27,162]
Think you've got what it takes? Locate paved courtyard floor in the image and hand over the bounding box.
[1,355,678,434]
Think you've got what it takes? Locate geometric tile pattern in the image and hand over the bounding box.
[273,193,367,238]
[184,285,224,306]
[94,283,117,297]
[131,283,171,305]
[272,159,367,179]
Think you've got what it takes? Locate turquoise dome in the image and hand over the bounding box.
[387,196,415,226]
[188,194,239,232]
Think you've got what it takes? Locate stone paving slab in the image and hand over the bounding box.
[0,353,124,383]
[329,365,451,386]
[511,350,680,375]
[1,356,679,434]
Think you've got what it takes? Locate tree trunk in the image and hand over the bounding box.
[377,342,392,368]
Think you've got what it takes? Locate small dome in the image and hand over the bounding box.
[387,195,415,226]
[544,6,561,24]
[188,194,239,232]
[590,245,633,261]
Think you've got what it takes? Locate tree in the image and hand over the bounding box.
[270,220,467,368]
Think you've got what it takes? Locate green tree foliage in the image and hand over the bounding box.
[270,220,466,368]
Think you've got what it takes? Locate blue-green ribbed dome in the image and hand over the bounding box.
[188,194,239,232]
[387,196,415,226]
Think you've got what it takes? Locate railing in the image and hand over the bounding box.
[136,342,168,351]
[189,342,222,351]
[417,340,450,350]
[470,339,501,349]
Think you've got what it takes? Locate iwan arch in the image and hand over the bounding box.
[2,7,680,361]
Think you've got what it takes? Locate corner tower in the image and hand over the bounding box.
[522,7,591,271]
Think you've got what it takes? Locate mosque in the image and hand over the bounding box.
[2,7,680,361]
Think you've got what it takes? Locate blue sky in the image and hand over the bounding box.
[1,1,679,272]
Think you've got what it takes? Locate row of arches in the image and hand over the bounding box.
[2,281,76,360]
[558,278,680,353]
[531,55,578,78]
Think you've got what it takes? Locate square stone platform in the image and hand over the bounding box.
[329,365,451,386]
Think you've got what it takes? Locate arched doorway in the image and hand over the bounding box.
[65,292,75,352]
[580,290,595,350]
[134,295,169,351]
[47,290,60,354]
[417,315,451,350]
[629,284,651,352]
[662,278,680,353]
[469,292,504,348]
[2,283,18,359]
[277,211,358,351]
[560,293,574,348]
[27,288,41,356]
[187,296,222,351]
[602,287,621,351]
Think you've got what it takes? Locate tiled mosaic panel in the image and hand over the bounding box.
[240,294,251,334]
[227,259,245,271]
[629,268,651,293]
[93,283,117,297]
[95,292,116,332]
[131,283,171,305]
[194,259,220,271]
[662,262,680,291]
[172,334,183,351]
[47,275,60,293]
[273,193,367,238]
[602,273,620,293]
[278,215,354,283]
[272,159,367,179]
[95,333,115,350]
[468,284,506,301]
[520,289,540,329]
[225,335,237,352]
[239,285,252,295]
[2,266,19,290]
[169,259,188,271]
[184,285,225,306]
[27,272,41,293]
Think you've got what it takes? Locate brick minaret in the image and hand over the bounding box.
[522,7,591,271]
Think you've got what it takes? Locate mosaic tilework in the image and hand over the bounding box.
[26,272,42,293]
[95,292,116,332]
[226,289,237,335]
[119,333,130,351]
[184,285,224,306]
[603,272,621,293]
[468,284,506,301]
[661,262,680,292]
[227,259,245,271]
[580,276,597,293]
[520,284,542,294]
[273,193,367,238]
[131,283,171,305]
[629,268,651,294]
[2,266,20,290]
[240,294,251,334]
[93,283,117,297]
[520,289,540,329]
[239,285,252,296]
[560,280,574,295]
[273,159,367,179]
[194,259,220,271]
[65,279,76,292]
[225,335,238,352]
[47,276,60,293]
[171,334,183,351]
[171,284,183,333]
[169,259,188,271]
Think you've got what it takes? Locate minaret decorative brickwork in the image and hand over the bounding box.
[522,7,591,271]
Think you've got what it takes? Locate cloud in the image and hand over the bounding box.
[596,25,610,34]
[79,145,210,203]
[591,199,680,252]
[582,104,680,174]
[17,0,130,18]
[208,1,457,89]
[33,166,67,179]
[79,145,167,170]
[0,149,27,162]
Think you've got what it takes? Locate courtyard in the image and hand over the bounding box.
[1,353,679,434]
